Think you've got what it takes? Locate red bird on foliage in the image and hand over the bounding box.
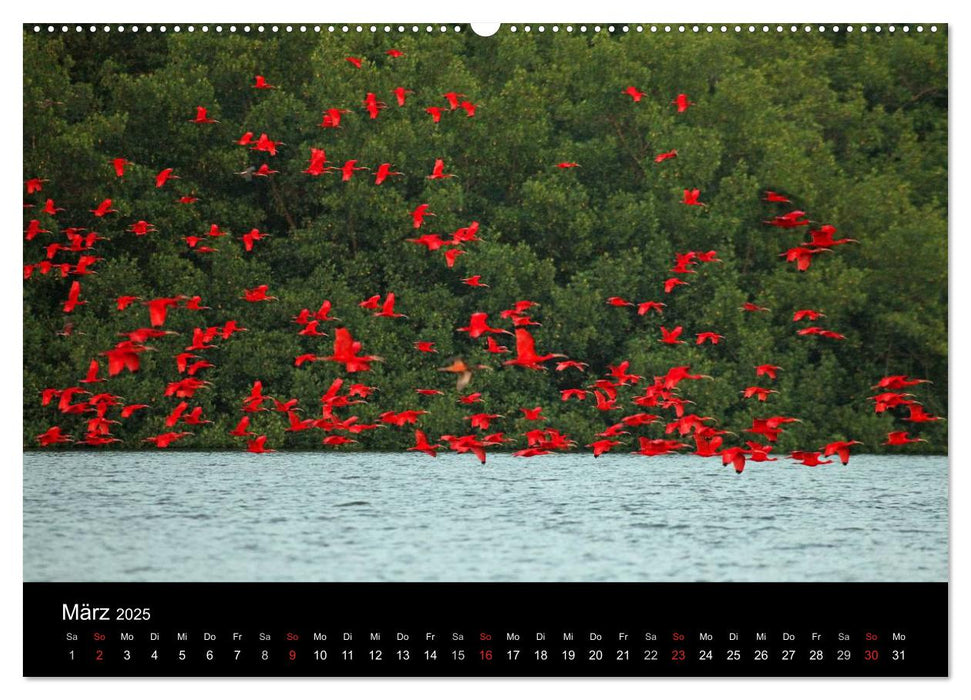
[672,93,695,112]
[408,430,442,457]
[411,204,434,228]
[822,440,863,465]
[253,75,276,89]
[660,326,685,345]
[155,168,179,188]
[374,163,403,185]
[504,329,566,370]
[242,285,278,302]
[189,106,218,123]
[63,281,85,313]
[682,189,705,206]
[427,159,455,180]
[655,150,678,163]
[623,86,645,102]
[457,312,510,339]
[393,87,413,106]
[885,431,927,446]
[91,199,117,217]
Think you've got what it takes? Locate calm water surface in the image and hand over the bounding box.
[23,452,947,582]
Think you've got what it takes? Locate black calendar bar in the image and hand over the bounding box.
[24,582,947,677]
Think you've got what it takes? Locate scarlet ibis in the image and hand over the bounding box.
[805,225,858,248]
[660,326,685,345]
[393,87,413,106]
[42,199,64,215]
[607,297,635,307]
[411,204,434,228]
[364,92,388,119]
[444,249,465,268]
[230,416,255,437]
[822,440,863,465]
[37,426,72,446]
[872,375,931,390]
[303,148,328,176]
[797,327,846,340]
[521,407,545,421]
[63,281,84,313]
[762,191,791,203]
[461,275,488,288]
[504,328,566,370]
[408,430,442,457]
[373,293,407,318]
[120,404,148,419]
[742,386,778,401]
[427,159,455,180]
[91,199,117,217]
[696,332,724,345]
[324,328,382,373]
[755,364,782,380]
[242,285,278,302]
[672,93,694,112]
[330,160,366,182]
[682,189,705,206]
[25,220,49,241]
[247,436,275,453]
[741,302,770,312]
[869,392,916,413]
[663,278,688,294]
[637,301,666,316]
[144,432,191,448]
[623,86,645,102]
[486,337,509,354]
[763,210,810,228]
[885,431,927,446]
[793,309,825,322]
[155,168,179,188]
[557,162,580,169]
[111,158,132,177]
[465,413,502,430]
[781,246,832,271]
[345,56,363,68]
[253,75,276,89]
[80,359,104,384]
[460,101,478,117]
[457,313,510,339]
[425,106,444,123]
[443,92,465,109]
[319,108,350,129]
[791,451,833,467]
[414,341,437,353]
[556,360,588,372]
[189,106,218,123]
[129,220,156,236]
[721,447,748,474]
[905,405,943,423]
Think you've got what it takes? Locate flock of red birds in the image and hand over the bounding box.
[26,51,943,473]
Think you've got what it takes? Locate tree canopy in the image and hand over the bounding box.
[23,27,947,457]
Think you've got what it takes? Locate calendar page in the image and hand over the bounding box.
[21,20,948,677]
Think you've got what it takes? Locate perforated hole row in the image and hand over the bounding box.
[28,24,941,35]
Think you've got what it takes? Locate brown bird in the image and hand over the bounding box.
[437,357,492,391]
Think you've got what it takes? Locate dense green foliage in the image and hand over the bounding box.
[23,27,947,454]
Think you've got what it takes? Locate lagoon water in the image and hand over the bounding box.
[23,452,947,582]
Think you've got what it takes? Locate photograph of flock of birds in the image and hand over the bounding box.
[23,25,947,473]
